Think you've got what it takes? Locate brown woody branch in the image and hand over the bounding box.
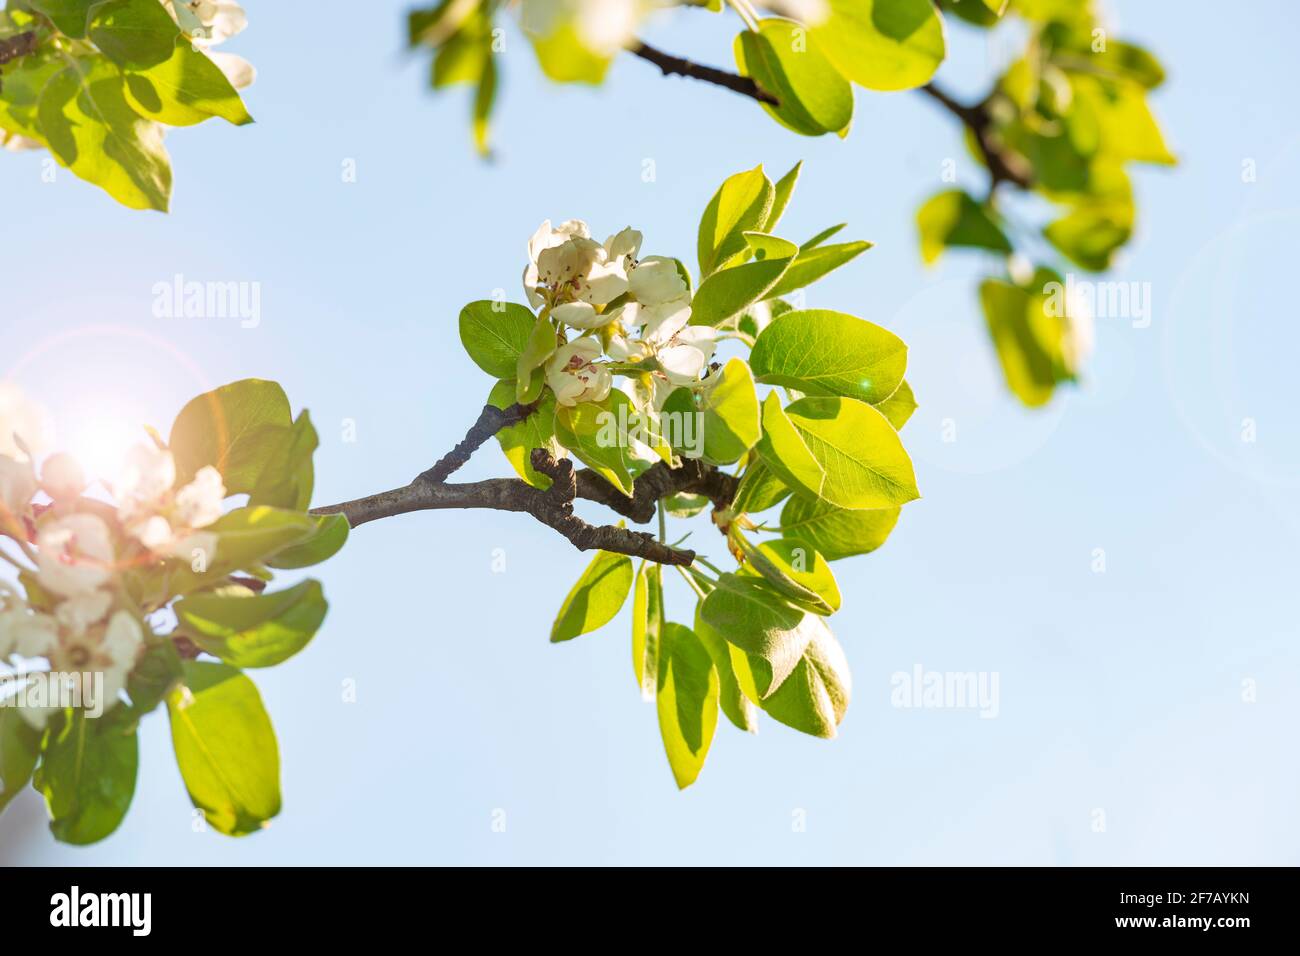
[0,31,36,67]
[629,40,780,107]
[918,82,1033,191]
[312,403,738,567]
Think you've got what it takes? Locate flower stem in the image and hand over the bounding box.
[726,0,761,32]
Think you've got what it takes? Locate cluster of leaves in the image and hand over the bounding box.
[0,0,254,211]
[411,0,1174,407]
[0,380,347,843]
[920,0,1175,405]
[459,162,919,787]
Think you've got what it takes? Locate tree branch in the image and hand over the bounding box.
[629,40,780,107]
[310,402,740,567]
[918,82,1033,191]
[416,399,537,484]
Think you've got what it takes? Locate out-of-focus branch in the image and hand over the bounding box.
[918,83,1033,191]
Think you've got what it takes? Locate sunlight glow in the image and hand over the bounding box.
[64,415,146,490]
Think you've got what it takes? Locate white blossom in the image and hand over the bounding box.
[35,513,116,598]
[545,337,613,406]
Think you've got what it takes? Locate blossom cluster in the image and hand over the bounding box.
[523,219,718,409]
[0,387,226,728]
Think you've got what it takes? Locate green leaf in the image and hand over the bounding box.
[27,0,95,37]
[757,393,920,509]
[472,51,497,157]
[86,0,179,70]
[979,271,1083,407]
[123,35,253,127]
[753,617,851,738]
[37,53,171,211]
[767,240,872,299]
[35,711,138,845]
[632,560,663,700]
[528,22,611,84]
[750,309,907,404]
[515,311,557,402]
[737,536,841,614]
[0,708,40,813]
[554,391,637,497]
[175,579,328,668]
[168,661,280,836]
[872,379,917,430]
[916,190,1012,265]
[551,549,634,642]
[1043,204,1131,271]
[169,379,292,492]
[801,223,847,251]
[656,622,719,789]
[697,164,775,277]
[813,0,946,92]
[0,49,62,144]
[488,379,560,489]
[699,573,822,697]
[735,18,853,136]
[694,605,757,733]
[732,458,791,514]
[700,357,761,465]
[458,300,539,380]
[249,410,318,512]
[766,161,801,232]
[690,233,798,327]
[780,495,901,560]
[264,514,350,570]
[204,506,318,567]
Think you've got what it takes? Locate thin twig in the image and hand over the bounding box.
[918,82,1033,192]
[629,40,780,107]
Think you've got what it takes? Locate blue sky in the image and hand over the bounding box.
[2,0,1298,865]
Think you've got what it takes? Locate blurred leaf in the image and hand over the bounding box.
[916,189,1012,264]
[35,711,138,845]
[813,0,946,92]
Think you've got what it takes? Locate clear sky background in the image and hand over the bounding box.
[2,0,1298,865]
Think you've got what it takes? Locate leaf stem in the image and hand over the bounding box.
[726,0,762,31]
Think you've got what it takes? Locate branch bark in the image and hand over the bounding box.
[918,83,1033,191]
[629,40,780,107]
[312,403,738,567]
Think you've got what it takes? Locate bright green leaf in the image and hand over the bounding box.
[175,579,328,668]
[168,661,280,836]
[551,549,634,642]
[751,309,907,405]
[735,18,853,136]
[458,300,538,380]
[780,495,901,560]
[758,393,920,509]
[123,36,252,127]
[697,164,775,277]
[656,622,719,789]
[814,0,946,92]
[37,53,172,211]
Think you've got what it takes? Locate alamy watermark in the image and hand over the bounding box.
[1044,272,1151,329]
[152,273,261,328]
[890,664,1000,719]
[596,405,705,459]
[0,670,107,718]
